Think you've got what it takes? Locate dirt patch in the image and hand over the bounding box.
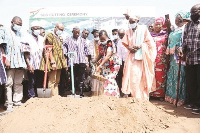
[0,96,199,133]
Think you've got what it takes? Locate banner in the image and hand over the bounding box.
[29,6,155,39]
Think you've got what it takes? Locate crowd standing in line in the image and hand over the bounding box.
[0,4,200,115]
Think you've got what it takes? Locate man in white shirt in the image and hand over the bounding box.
[112,29,119,52]
[24,21,44,99]
[116,29,128,96]
[4,16,29,111]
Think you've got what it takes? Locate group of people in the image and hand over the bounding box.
[0,4,200,115]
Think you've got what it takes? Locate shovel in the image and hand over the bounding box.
[37,45,53,98]
[66,52,80,98]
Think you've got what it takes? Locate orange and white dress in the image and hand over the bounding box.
[121,25,157,100]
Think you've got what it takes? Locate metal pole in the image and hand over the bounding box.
[70,55,75,95]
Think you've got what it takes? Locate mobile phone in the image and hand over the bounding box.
[165,14,169,19]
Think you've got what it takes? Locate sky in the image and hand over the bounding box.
[0,0,199,30]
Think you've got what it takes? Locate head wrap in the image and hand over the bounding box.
[175,11,190,19]
[155,17,165,25]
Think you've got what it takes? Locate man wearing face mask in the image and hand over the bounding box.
[178,4,200,115]
[63,26,90,97]
[23,21,44,98]
[40,22,67,96]
[112,29,119,51]
[121,14,157,100]
[4,16,29,112]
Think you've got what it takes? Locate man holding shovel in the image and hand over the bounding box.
[40,23,67,96]
[23,21,44,98]
[63,26,90,97]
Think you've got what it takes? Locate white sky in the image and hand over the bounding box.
[0,0,199,30]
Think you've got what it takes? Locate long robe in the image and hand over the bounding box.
[121,25,157,100]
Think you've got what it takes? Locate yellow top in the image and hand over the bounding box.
[40,33,67,71]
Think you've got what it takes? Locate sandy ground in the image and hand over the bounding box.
[0,95,200,133]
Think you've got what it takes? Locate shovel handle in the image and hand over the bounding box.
[43,45,53,90]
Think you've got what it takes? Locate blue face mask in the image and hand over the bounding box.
[13,24,21,32]
[101,40,107,45]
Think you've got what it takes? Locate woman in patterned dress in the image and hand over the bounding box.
[150,17,169,100]
[165,11,190,106]
[0,26,7,102]
[95,30,121,97]
[0,26,7,85]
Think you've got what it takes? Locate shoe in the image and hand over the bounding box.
[80,93,84,98]
[13,102,23,106]
[6,105,14,112]
[0,112,6,116]
[123,94,128,98]
[192,109,200,115]
[192,106,200,111]
[184,104,194,110]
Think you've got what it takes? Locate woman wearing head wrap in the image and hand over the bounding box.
[95,30,121,97]
[150,17,169,100]
[165,11,190,106]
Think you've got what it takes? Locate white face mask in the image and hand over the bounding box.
[101,40,107,45]
[33,29,40,36]
[56,29,63,36]
[113,35,118,40]
[13,24,21,32]
[130,23,137,29]
[94,37,99,41]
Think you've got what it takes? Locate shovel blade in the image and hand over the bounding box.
[67,94,81,98]
[37,88,52,98]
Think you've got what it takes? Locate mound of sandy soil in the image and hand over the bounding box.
[0,96,199,133]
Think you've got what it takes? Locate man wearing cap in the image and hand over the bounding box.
[63,26,90,97]
[40,22,67,96]
[4,16,29,111]
[23,21,45,98]
[121,14,157,100]
[122,9,131,30]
